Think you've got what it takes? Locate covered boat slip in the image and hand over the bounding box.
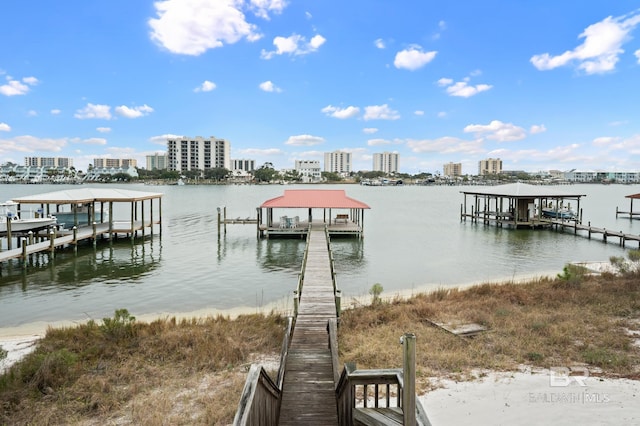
[11,187,163,237]
[258,189,370,238]
[460,183,587,229]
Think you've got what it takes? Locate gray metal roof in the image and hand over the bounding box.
[12,187,163,204]
[460,182,587,198]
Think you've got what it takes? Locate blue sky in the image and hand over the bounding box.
[1,1,640,174]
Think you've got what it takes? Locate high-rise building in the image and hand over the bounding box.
[373,152,399,174]
[478,158,502,175]
[324,151,352,175]
[443,162,462,177]
[232,159,255,172]
[146,153,168,170]
[24,157,73,168]
[295,160,321,182]
[93,158,137,169]
[167,136,231,173]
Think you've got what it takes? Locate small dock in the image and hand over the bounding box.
[551,220,640,248]
[616,192,640,220]
[0,220,159,263]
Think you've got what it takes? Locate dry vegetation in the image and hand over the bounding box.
[339,268,640,393]
[1,261,640,425]
[0,311,285,425]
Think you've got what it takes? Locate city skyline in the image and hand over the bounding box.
[1,2,640,174]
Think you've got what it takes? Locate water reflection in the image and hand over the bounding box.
[0,237,161,295]
[256,239,306,272]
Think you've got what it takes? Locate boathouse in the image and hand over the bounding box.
[616,193,640,220]
[461,183,587,228]
[12,187,163,237]
[257,189,370,238]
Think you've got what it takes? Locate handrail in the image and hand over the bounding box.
[232,364,281,426]
[335,333,432,426]
[276,316,294,389]
[234,316,293,425]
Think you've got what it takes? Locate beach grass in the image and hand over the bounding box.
[1,268,639,424]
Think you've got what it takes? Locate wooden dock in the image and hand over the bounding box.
[0,220,158,264]
[278,225,339,425]
[550,220,640,248]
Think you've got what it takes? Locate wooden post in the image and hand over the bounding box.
[28,230,33,245]
[223,206,227,234]
[21,238,27,266]
[6,215,12,250]
[293,290,299,317]
[92,221,97,246]
[401,333,416,426]
[335,289,341,318]
[217,207,221,235]
[49,229,55,255]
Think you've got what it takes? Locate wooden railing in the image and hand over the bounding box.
[334,333,432,426]
[232,364,281,426]
[233,317,294,425]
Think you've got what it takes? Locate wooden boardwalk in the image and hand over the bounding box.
[0,220,157,263]
[278,226,339,425]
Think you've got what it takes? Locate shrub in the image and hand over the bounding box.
[369,283,384,305]
[100,309,136,339]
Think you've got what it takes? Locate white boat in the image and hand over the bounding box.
[541,207,577,220]
[0,201,57,233]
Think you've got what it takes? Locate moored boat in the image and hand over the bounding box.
[0,201,57,233]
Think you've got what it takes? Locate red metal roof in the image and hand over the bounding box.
[626,193,640,199]
[260,189,370,209]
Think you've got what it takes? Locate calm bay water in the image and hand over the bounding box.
[1,183,639,328]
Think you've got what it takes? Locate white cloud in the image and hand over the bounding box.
[363,104,400,121]
[149,0,267,56]
[464,120,527,142]
[285,134,325,146]
[406,136,484,155]
[530,10,640,74]
[150,134,184,145]
[363,128,378,134]
[50,109,61,115]
[367,138,391,146]
[529,124,547,134]
[194,80,216,92]
[443,78,492,97]
[0,122,11,132]
[636,49,640,63]
[437,111,447,118]
[75,103,112,120]
[437,78,453,86]
[27,110,37,117]
[394,45,437,70]
[0,76,38,96]
[81,138,108,145]
[96,127,111,133]
[0,135,67,155]
[321,105,360,119]
[414,110,424,116]
[237,147,284,156]
[259,80,282,92]
[374,38,385,49]
[261,33,326,59]
[115,104,154,118]
[592,136,620,146]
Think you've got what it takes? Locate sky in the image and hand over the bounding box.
[1,1,640,175]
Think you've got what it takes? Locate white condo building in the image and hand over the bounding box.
[478,158,502,175]
[443,162,462,177]
[146,153,168,170]
[167,136,230,173]
[25,157,73,168]
[295,160,322,182]
[94,158,137,169]
[373,152,399,174]
[324,151,352,175]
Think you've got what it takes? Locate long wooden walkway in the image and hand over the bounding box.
[0,220,157,263]
[278,226,339,425]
